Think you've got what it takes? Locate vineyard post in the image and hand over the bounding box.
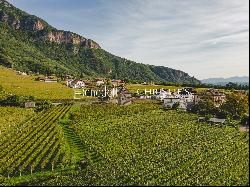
[41,162,46,173]
[115,87,118,96]
[111,88,114,97]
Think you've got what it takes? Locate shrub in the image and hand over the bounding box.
[35,100,52,112]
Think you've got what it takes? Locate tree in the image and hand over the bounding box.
[240,113,249,126]
[225,82,238,89]
[98,93,110,102]
[35,100,52,112]
[105,78,112,86]
[191,96,218,116]
[0,95,23,106]
[172,102,180,110]
[220,93,249,120]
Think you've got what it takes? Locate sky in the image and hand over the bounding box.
[8,0,249,79]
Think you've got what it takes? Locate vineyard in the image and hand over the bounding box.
[0,100,249,186]
[0,106,33,134]
[64,101,249,186]
[0,104,74,178]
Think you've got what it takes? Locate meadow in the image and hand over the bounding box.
[0,100,248,186]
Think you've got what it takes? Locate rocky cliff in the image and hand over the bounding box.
[44,31,100,48]
[0,0,200,84]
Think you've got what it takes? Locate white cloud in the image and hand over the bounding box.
[95,0,249,79]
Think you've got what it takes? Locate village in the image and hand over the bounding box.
[62,77,247,126]
[11,72,248,129]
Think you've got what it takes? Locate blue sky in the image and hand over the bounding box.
[8,0,249,79]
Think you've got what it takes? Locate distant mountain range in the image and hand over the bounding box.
[0,0,200,84]
[201,76,249,86]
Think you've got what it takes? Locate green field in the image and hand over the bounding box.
[0,66,73,100]
[0,100,248,186]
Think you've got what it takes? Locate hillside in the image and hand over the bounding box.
[0,0,200,84]
[0,65,73,100]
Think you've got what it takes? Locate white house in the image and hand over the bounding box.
[163,96,180,109]
[44,78,57,83]
[155,89,172,100]
[67,79,85,88]
[37,77,58,83]
[163,94,193,111]
[174,89,194,102]
[178,100,189,111]
[66,79,73,87]
[16,71,27,76]
[95,80,105,86]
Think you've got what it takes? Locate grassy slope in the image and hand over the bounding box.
[0,65,73,99]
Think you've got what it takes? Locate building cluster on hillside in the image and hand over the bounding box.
[162,88,196,111]
[66,78,125,88]
[66,79,86,88]
[111,79,125,87]
[16,71,27,76]
[193,89,226,107]
[36,76,58,83]
[141,88,226,111]
[117,88,133,105]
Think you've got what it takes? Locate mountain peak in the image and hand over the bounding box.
[0,0,101,49]
[0,0,10,7]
